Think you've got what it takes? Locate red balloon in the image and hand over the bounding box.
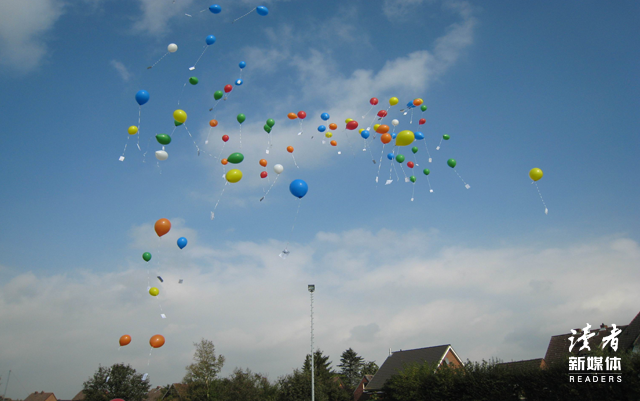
[418,118,426,125]
[407,161,415,168]
[297,111,307,119]
[260,171,268,178]
[222,135,229,142]
[224,84,233,93]
[346,121,358,130]
[377,110,387,118]
[370,97,379,105]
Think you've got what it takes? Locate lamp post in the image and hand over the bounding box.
[308,284,315,401]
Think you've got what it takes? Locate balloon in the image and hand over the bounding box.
[256,5,269,16]
[259,159,267,167]
[373,124,380,131]
[418,118,426,125]
[189,77,198,85]
[529,168,543,182]
[376,125,389,134]
[214,90,223,100]
[423,169,430,175]
[395,130,415,146]
[389,97,399,106]
[297,111,307,119]
[149,335,165,348]
[380,134,392,144]
[266,118,275,127]
[260,171,268,178]
[413,98,423,106]
[156,134,171,145]
[346,121,358,130]
[135,90,149,106]
[128,126,138,135]
[359,129,364,133]
[370,97,379,105]
[227,152,244,164]
[226,169,243,183]
[221,158,228,165]
[321,113,330,121]
[289,179,308,198]
[377,110,387,118]
[387,153,394,160]
[209,119,218,127]
[173,109,187,123]
[155,150,168,161]
[167,43,178,53]
[149,287,159,296]
[329,123,337,130]
[410,175,416,183]
[155,219,171,237]
[209,4,221,13]
[287,146,294,153]
[263,125,271,133]
[391,119,399,126]
[142,252,151,262]
[119,335,131,346]
[317,125,326,132]
[361,130,370,139]
[447,159,457,168]
[443,134,450,140]
[391,132,397,139]
[395,154,405,163]
[235,79,243,86]
[237,114,246,124]
[174,120,183,127]
[414,131,424,140]
[222,135,229,142]
[330,140,337,146]
[224,84,233,93]
[412,146,418,154]
[407,161,414,168]
[421,105,427,112]
[273,164,284,174]
[406,101,415,109]
[325,132,333,138]
[177,237,187,249]
[345,118,353,123]
[206,35,216,45]
[288,112,297,120]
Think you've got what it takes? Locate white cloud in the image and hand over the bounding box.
[133,0,195,35]
[0,0,65,72]
[110,59,131,81]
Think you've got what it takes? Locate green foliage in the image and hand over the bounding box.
[184,339,226,401]
[277,350,350,401]
[338,348,365,389]
[362,360,380,376]
[217,368,278,401]
[82,363,150,401]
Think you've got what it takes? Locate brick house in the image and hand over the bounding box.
[24,393,56,401]
[496,358,547,371]
[352,374,373,401]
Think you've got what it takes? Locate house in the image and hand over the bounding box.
[24,392,56,401]
[70,392,84,401]
[352,374,373,401]
[496,358,547,371]
[364,344,463,396]
[145,383,188,401]
[544,310,640,365]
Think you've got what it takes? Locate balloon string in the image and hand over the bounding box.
[291,154,299,169]
[362,104,374,119]
[410,108,414,124]
[142,134,152,163]
[298,120,303,135]
[211,182,228,219]
[183,124,201,155]
[148,347,153,366]
[436,137,443,150]
[120,136,129,161]
[454,169,470,189]
[260,175,279,202]
[238,124,243,149]
[411,182,416,202]
[177,82,187,105]
[392,161,401,181]
[534,182,548,214]
[191,46,208,70]
[209,100,221,112]
[137,107,142,151]
[148,52,169,69]
[205,127,212,145]
[282,198,303,251]
[422,140,432,162]
[266,132,272,154]
[426,176,433,193]
[233,7,256,23]
[399,163,408,181]
[344,130,356,157]
[375,144,386,185]
[216,141,226,161]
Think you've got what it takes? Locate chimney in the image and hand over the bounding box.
[600,323,608,330]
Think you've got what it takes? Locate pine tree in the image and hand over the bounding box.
[338,348,365,389]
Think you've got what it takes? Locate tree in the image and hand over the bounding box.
[183,339,225,401]
[82,363,150,401]
[362,360,379,376]
[217,368,278,401]
[338,348,365,390]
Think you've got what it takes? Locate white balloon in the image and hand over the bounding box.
[155,150,168,161]
[391,119,399,126]
[167,43,178,53]
[273,164,284,174]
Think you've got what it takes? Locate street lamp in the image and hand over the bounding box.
[308,284,315,401]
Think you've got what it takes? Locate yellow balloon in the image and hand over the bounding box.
[128,126,138,135]
[395,130,415,147]
[226,169,243,183]
[149,287,159,296]
[529,168,543,182]
[373,124,380,132]
[345,118,353,123]
[359,128,364,134]
[389,97,399,106]
[173,109,187,123]
[325,132,333,138]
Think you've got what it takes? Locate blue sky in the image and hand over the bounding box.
[1,0,639,397]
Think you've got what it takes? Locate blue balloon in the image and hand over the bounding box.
[391,132,397,139]
[317,125,326,132]
[177,237,188,249]
[414,131,424,140]
[206,35,216,45]
[387,153,394,160]
[239,61,246,69]
[320,113,330,121]
[209,4,221,13]
[256,6,269,16]
[361,130,370,139]
[289,179,308,199]
[406,101,415,108]
[135,90,149,106]
[235,79,243,86]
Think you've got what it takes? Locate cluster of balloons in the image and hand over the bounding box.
[118,333,165,349]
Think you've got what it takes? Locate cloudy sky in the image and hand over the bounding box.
[0,0,639,397]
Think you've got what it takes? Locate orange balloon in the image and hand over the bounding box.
[376,124,390,134]
[119,335,131,346]
[287,146,294,153]
[149,334,165,348]
[288,112,297,120]
[329,123,337,130]
[380,133,392,144]
[209,119,218,127]
[154,219,171,237]
[259,159,267,167]
[330,140,337,146]
[413,98,423,106]
[221,158,228,165]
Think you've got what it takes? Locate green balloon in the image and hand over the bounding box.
[156,134,171,145]
[266,118,275,128]
[423,169,430,175]
[174,120,183,126]
[142,252,152,262]
[237,114,246,124]
[264,124,272,133]
[410,175,416,183]
[421,105,427,112]
[411,146,419,154]
[395,154,405,163]
[227,152,245,164]
[189,77,199,85]
[447,159,457,168]
[214,90,223,100]
[443,134,450,140]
